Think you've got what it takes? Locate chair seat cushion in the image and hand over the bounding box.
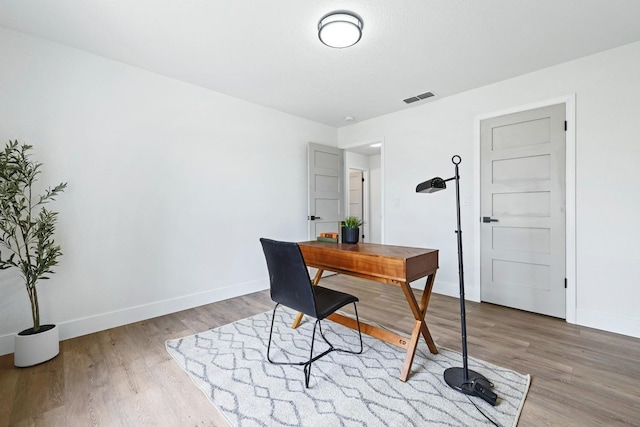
[314,286,359,320]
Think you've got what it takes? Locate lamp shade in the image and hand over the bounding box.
[318,12,363,48]
[416,177,446,193]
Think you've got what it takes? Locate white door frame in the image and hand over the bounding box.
[339,137,385,243]
[473,94,577,324]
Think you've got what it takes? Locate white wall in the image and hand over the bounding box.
[369,154,382,244]
[2,27,637,353]
[338,41,640,338]
[0,28,337,355]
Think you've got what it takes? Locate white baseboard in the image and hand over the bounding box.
[5,281,636,357]
[576,308,640,339]
[0,279,268,357]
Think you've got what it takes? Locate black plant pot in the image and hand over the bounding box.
[342,227,360,244]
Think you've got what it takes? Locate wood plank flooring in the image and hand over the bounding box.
[1,274,639,426]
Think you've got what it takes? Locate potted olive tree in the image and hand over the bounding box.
[0,141,67,367]
[341,216,363,244]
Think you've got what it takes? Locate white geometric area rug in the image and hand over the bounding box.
[166,307,530,427]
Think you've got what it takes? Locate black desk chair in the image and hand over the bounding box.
[259,238,363,388]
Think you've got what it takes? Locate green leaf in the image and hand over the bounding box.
[0,140,66,331]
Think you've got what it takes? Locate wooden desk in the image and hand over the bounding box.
[294,241,439,381]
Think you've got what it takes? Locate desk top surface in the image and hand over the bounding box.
[298,241,437,259]
[298,241,438,283]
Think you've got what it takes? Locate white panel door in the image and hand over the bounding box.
[481,104,566,318]
[308,143,344,239]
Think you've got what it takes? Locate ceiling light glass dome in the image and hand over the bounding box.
[318,12,363,48]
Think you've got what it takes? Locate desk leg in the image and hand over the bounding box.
[398,272,438,381]
[291,268,324,329]
[418,272,438,354]
[400,320,423,381]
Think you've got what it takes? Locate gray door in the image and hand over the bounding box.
[308,143,344,239]
[480,104,566,318]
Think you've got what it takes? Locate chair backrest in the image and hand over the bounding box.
[259,238,318,318]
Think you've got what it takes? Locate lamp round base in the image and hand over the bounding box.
[444,367,488,395]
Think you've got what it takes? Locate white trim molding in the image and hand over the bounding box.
[577,308,640,339]
[0,279,268,357]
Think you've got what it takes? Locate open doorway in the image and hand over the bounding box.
[343,142,383,243]
[307,140,383,244]
[348,168,365,240]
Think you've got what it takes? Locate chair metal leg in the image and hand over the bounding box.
[351,302,364,354]
[266,303,280,364]
[266,302,364,388]
[268,303,317,369]
[317,302,363,355]
[304,320,320,388]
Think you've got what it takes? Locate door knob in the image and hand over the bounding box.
[482,217,499,223]
[309,215,321,220]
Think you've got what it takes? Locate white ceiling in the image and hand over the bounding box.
[2,0,640,128]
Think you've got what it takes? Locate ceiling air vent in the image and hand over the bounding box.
[403,91,435,104]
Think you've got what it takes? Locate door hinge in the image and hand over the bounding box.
[564,278,567,288]
[564,121,567,131]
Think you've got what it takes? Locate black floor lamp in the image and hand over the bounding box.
[416,155,497,405]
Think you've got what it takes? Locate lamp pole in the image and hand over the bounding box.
[452,156,469,381]
[441,155,487,395]
[416,156,497,403]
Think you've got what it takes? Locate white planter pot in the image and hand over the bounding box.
[14,324,60,367]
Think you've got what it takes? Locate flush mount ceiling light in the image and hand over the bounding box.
[318,11,363,48]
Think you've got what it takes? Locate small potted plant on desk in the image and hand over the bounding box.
[0,141,67,367]
[341,216,363,244]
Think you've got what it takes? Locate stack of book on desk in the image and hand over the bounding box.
[317,232,338,243]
